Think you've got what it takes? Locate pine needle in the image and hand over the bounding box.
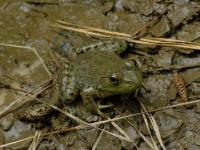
[90,98,200,126]
[101,113,132,141]
[0,79,52,118]
[0,43,52,78]
[52,20,200,50]
[140,102,166,150]
[92,125,106,150]
[35,99,133,143]
[28,130,42,150]
[31,48,52,78]
[1,98,200,148]
[149,116,166,150]
[114,108,153,150]
[57,20,132,38]
[0,43,33,50]
[140,106,159,150]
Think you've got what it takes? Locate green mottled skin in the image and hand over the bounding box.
[59,40,142,113]
[18,40,142,120]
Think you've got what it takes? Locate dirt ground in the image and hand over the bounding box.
[0,0,200,149]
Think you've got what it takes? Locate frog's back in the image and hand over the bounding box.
[72,51,125,88]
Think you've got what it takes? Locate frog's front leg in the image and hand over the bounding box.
[80,88,100,114]
[59,63,79,103]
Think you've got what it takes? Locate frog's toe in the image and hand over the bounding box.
[96,103,114,115]
[98,104,114,109]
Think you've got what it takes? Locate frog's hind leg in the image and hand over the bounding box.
[75,40,127,54]
[58,62,79,103]
[17,84,60,122]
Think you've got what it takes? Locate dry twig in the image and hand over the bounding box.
[28,130,42,150]
[92,125,106,150]
[0,79,53,118]
[1,98,200,149]
[140,105,159,150]
[52,20,200,50]
[140,102,166,150]
[0,43,52,78]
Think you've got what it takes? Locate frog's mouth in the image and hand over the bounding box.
[97,82,140,96]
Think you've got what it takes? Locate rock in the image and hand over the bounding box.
[174,0,190,4]
[135,0,155,16]
[96,127,122,150]
[101,2,114,14]
[154,110,183,139]
[195,135,200,146]
[176,21,200,54]
[139,141,155,150]
[149,16,171,37]
[155,48,174,67]
[167,3,199,27]
[4,120,35,149]
[0,113,15,131]
[139,74,171,108]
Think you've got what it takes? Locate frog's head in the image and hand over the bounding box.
[97,61,142,96]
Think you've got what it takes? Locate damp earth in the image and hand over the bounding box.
[0,0,200,149]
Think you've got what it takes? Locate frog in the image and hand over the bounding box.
[17,40,142,121]
[58,40,143,114]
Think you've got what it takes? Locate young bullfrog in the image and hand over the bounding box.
[18,40,142,121]
[59,40,143,113]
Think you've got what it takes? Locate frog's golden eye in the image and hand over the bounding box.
[109,74,120,86]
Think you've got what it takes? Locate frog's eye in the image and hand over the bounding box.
[109,74,120,86]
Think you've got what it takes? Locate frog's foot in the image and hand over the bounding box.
[88,104,113,116]
[17,102,53,122]
[80,90,101,115]
[18,85,60,122]
[84,97,100,115]
[98,103,114,109]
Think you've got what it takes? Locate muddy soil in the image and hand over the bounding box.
[0,0,200,149]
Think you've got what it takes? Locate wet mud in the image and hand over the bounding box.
[0,0,200,149]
